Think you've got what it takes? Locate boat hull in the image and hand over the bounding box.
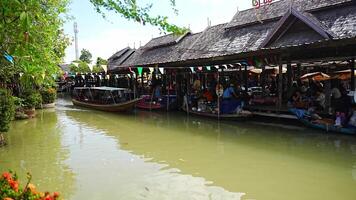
[72,98,141,112]
[136,95,177,111]
[299,118,356,135]
[290,108,356,135]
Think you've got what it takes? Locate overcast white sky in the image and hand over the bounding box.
[63,0,254,63]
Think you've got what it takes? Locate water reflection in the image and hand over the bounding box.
[64,100,356,200]
[1,97,356,200]
[0,109,75,199]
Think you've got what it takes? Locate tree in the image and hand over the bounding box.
[89,0,188,34]
[92,57,108,73]
[79,49,93,64]
[0,0,71,89]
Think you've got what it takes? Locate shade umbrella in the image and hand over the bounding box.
[300,72,330,81]
[332,69,356,80]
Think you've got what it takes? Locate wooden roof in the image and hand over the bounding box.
[111,0,356,70]
[225,0,353,29]
[108,47,135,71]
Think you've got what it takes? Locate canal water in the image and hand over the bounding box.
[1,97,356,200]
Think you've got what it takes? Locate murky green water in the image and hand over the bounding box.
[1,97,356,200]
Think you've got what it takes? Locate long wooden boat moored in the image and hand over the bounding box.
[136,95,177,111]
[290,109,356,135]
[72,87,141,112]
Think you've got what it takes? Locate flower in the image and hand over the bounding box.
[53,192,60,199]
[28,183,38,194]
[2,172,12,181]
[3,198,14,200]
[9,179,19,192]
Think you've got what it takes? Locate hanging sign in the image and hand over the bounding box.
[137,67,143,76]
[252,0,273,9]
[206,66,211,71]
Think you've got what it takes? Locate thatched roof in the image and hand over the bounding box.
[123,32,202,67]
[225,0,353,29]
[108,47,135,71]
[113,0,356,69]
[142,32,191,50]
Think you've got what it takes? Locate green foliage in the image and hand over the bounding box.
[40,88,57,104]
[22,90,42,109]
[13,96,25,109]
[0,0,70,88]
[79,49,93,64]
[89,0,188,34]
[0,89,15,133]
[92,57,108,73]
[69,61,91,73]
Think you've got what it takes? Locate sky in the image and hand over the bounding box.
[63,0,254,63]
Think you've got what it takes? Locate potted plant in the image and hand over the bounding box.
[40,87,57,108]
[12,97,29,120]
[21,90,42,118]
[0,89,15,146]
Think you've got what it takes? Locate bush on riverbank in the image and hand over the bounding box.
[22,90,42,109]
[0,171,59,200]
[0,89,15,133]
[40,88,57,104]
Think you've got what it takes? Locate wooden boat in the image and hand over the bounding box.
[136,95,177,111]
[182,107,252,120]
[290,108,356,135]
[72,87,141,112]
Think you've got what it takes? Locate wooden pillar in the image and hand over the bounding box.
[244,64,248,93]
[217,70,220,120]
[141,73,144,96]
[351,58,355,91]
[296,63,301,80]
[287,61,292,89]
[261,65,266,94]
[278,61,283,111]
[167,70,171,111]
